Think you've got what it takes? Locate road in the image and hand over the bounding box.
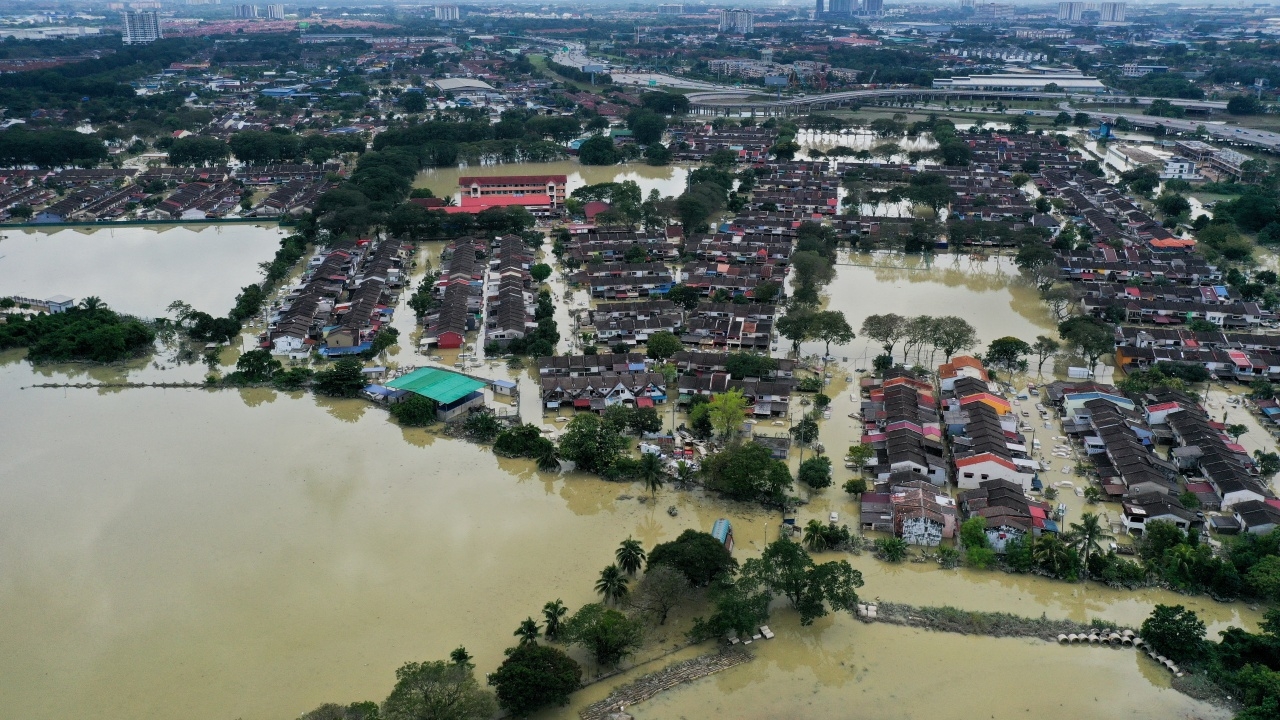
[1023,103,1280,152]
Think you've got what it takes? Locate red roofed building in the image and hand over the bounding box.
[444,194,555,216]
[458,174,566,207]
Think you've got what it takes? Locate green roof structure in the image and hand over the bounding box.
[386,367,486,404]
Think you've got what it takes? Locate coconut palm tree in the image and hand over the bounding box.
[536,442,561,472]
[79,296,106,311]
[514,617,541,645]
[803,519,830,552]
[638,451,666,500]
[616,537,646,576]
[1032,534,1077,579]
[1068,512,1114,581]
[542,599,568,641]
[594,564,629,605]
[674,460,694,486]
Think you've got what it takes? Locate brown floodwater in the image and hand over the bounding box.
[0,211,1268,720]
[0,224,284,317]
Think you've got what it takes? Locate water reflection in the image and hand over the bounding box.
[0,225,281,317]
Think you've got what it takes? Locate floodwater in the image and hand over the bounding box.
[0,206,1265,720]
[414,161,691,203]
[0,224,284,317]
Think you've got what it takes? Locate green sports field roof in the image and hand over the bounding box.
[386,367,486,404]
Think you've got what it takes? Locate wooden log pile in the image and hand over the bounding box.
[579,648,753,720]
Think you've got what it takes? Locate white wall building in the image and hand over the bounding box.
[123,10,162,45]
[719,9,754,34]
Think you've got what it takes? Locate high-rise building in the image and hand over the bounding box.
[657,4,685,14]
[1098,2,1125,21]
[718,9,754,34]
[265,4,284,20]
[434,4,459,21]
[828,0,855,14]
[974,3,1015,22]
[959,0,976,7]
[235,4,256,17]
[863,0,884,15]
[1059,2,1125,22]
[123,10,162,45]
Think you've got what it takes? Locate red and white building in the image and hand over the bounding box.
[457,174,567,208]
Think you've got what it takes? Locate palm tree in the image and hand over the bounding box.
[674,460,694,486]
[536,442,561,472]
[1032,535,1077,579]
[542,599,568,641]
[514,617,541,645]
[1068,512,1114,581]
[595,564,629,605]
[616,537,646,576]
[79,296,106,311]
[803,519,830,552]
[638,451,666,500]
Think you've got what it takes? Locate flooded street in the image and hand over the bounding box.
[0,210,1265,720]
[0,224,284,317]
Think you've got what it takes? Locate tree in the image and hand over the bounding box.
[489,643,581,718]
[577,135,619,165]
[514,617,541,645]
[843,477,868,495]
[725,352,777,379]
[561,603,645,668]
[595,564,630,605]
[1068,512,1113,581]
[790,413,820,458]
[666,284,700,310]
[861,313,907,357]
[933,316,978,360]
[647,529,738,586]
[627,109,667,145]
[1246,555,1280,602]
[167,136,230,166]
[1227,423,1249,442]
[557,413,627,474]
[1155,193,1191,218]
[380,660,497,720]
[399,90,426,113]
[791,251,836,303]
[798,455,833,489]
[542,599,568,641]
[960,516,989,551]
[314,358,366,397]
[707,387,749,440]
[1032,335,1060,374]
[813,310,854,357]
[1228,94,1263,116]
[874,537,909,562]
[985,336,1031,373]
[530,263,551,282]
[638,452,666,499]
[702,441,793,504]
[803,519,832,552]
[1054,111,1072,126]
[777,307,816,354]
[1073,112,1091,127]
[390,394,438,427]
[234,348,281,382]
[741,538,863,625]
[1140,604,1206,664]
[645,330,682,362]
[1059,316,1114,371]
[616,537,647,576]
[845,443,874,472]
[629,564,691,625]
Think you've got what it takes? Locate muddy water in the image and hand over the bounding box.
[414,161,690,203]
[0,222,1266,720]
[0,224,284,317]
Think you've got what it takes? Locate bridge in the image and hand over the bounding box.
[683,87,1229,116]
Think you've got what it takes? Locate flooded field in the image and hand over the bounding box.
[0,211,1268,719]
[0,224,284,317]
